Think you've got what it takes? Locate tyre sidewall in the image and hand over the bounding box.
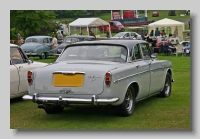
[116,85,135,116]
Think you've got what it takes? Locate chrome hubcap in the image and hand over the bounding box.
[41,53,45,58]
[126,89,133,111]
[164,77,170,96]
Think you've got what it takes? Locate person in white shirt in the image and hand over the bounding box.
[51,35,58,53]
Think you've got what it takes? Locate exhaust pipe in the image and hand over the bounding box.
[38,105,44,109]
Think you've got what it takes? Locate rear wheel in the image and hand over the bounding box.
[116,86,135,117]
[39,52,46,59]
[159,72,171,97]
[44,105,64,114]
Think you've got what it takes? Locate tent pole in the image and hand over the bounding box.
[69,25,70,36]
[109,24,112,37]
[87,26,89,36]
[111,10,113,20]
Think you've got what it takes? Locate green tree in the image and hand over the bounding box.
[10,10,57,39]
[54,10,87,18]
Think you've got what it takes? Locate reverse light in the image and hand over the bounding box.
[27,71,33,85]
[105,72,112,86]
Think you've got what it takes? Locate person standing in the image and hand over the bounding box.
[150,30,154,37]
[155,28,160,37]
[17,32,21,46]
[161,30,166,37]
[51,35,58,53]
[89,28,96,38]
[59,22,64,35]
[106,25,110,38]
[188,21,190,29]
[174,26,178,37]
[57,31,63,45]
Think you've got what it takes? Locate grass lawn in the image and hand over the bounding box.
[10,55,190,130]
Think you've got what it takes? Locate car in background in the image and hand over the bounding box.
[168,10,176,16]
[110,32,142,40]
[180,41,190,55]
[152,11,159,17]
[98,21,125,33]
[20,36,54,59]
[55,35,96,56]
[23,40,174,117]
[10,44,48,99]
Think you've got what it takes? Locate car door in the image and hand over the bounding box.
[43,38,53,54]
[10,47,35,94]
[131,43,151,99]
[130,32,136,39]
[10,58,20,97]
[140,43,164,94]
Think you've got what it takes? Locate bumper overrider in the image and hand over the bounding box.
[22,93,119,105]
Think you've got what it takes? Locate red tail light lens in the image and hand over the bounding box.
[105,72,112,86]
[27,71,33,85]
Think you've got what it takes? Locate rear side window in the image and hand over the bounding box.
[10,47,26,64]
[25,38,38,43]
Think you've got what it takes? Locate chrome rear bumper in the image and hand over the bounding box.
[22,93,119,105]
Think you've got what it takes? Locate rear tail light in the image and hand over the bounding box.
[27,71,33,85]
[105,72,112,86]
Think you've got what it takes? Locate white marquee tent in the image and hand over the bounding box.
[68,18,111,37]
[148,18,185,41]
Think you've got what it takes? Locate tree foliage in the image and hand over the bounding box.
[10,10,58,39]
[54,10,87,18]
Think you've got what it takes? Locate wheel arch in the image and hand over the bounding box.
[128,82,139,99]
[166,68,172,78]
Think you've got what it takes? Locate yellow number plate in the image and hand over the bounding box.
[53,74,84,87]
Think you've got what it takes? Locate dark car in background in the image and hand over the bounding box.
[168,10,176,16]
[55,35,96,55]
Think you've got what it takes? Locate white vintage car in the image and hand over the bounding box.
[10,44,48,99]
[22,40,174,116]
[111,32,142,40]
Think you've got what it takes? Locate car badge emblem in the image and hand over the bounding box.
[88,76,99,82]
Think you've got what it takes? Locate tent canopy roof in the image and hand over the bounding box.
[148,18,184,27]
[69,18,109,27]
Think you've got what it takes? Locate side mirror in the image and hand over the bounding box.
[28,60,34,64]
